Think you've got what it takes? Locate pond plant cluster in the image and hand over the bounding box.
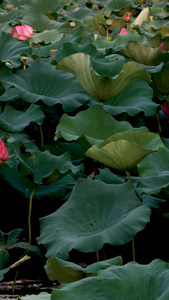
[1,0,169,299]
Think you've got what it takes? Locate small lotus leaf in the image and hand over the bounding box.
[37,179,151,259]
[86,131,163,171]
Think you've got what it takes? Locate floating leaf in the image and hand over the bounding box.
[86,131,163,171]
[37,179,151,259]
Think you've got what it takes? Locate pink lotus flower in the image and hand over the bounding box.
[11,25,33,41]
[0,140,9,164]
[120,27,128,35]
[159,42,165,51]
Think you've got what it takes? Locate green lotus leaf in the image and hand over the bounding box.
[88,168,125,184]
[0,104,44,132]
[0,9,19,32]
[86,131,163,171]
[63,6,97,21]
[37,179,151,259]
[0,33,32,68]
[19,293,50,300]
[30,30,63,44]
[152,62,169,95]
[0,267,10,281]
[0,59,92,112]
[51,259,169,300]
[0,88,20,102]
[46,255,122,283]
[14,149,81,184]
[104,0,136,12]
[56,52,151,102]
[0,163,76,199]
[0,249,9,270]
[133,171,169,196]
[104,79,158,117]
[119,42,161,66]
[18,1,62,31]
[55,105,148,149]
[138,146,169,176]
[32,32,81,58]
[94,30,140,50]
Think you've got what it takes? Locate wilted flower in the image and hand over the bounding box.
[123,12,131,23]
[0,140,9,164]
[120,27,128,35]
[11,25,33,41]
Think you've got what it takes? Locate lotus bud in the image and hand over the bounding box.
[0,140,9,164]
[123,12,131,23]
[162,100,169,116]
[150,16,154,24]
[120,27,128,35]
[159,42,165,51]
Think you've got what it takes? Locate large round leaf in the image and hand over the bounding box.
[0,33,31,68]
[0,59,92,112]
[56,52,151,102]
[86,131,163,171]
[37,179,151,259]
[55,105,148,149]
[51,259,169,300]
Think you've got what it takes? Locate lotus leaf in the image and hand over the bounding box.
[46,255,122,283]
[37,179,151,259]
[55,105,148,149]
[0,104,44,132]
[86,131,163,171]
[14,149,81,184]
[0,59,92,112]
[51,259,169,300]
[0,33,31,68]
[104,79,158,117]
[56,52,151,102]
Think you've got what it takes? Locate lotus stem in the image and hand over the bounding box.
[12,270,18,295]
[39,124,44,146]
[156,111,161,133]
[96,251,99,262]
[106,28,109,39]
[126,171,130,181]
[28,188,36,244]
[132,238,136,261]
